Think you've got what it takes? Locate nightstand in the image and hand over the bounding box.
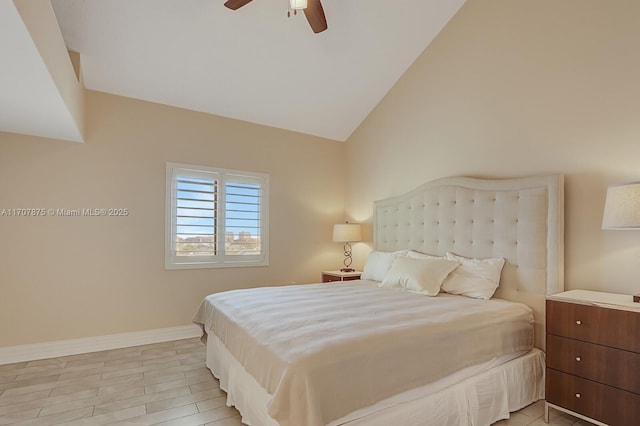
[545,290,640,425]
[321,270,362,283]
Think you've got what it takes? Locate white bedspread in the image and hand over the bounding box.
[193,281,533,426]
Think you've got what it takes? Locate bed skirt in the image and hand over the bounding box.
[205,334,545,426]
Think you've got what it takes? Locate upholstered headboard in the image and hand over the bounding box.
[373,175,564,349]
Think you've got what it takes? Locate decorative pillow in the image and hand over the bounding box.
[361,249,408,282]
[380,256,459,296]
[442,252,506,300]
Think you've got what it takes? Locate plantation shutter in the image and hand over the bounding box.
[166,163,269,269]
[175,175,217,257]
[224,179,262,256]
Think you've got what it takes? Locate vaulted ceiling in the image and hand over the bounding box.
[1,0,467,142]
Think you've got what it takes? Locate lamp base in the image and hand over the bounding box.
[634,293,640,303]
[340,268,355,273]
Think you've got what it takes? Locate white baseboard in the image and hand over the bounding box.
[0,324,202,365]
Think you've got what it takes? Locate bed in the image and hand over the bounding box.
[193,175,564,426]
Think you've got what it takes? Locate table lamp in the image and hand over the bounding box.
[332,222,362,272]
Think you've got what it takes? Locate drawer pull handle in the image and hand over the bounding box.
[576,356,581,362]
[575,393,581,399]
[576,320,582,325]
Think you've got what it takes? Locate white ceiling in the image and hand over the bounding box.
[0,1,83,142]
[2,0,467,142]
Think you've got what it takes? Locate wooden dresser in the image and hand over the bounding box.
[545,290,640,426]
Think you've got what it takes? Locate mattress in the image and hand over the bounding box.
[193,280,534,426]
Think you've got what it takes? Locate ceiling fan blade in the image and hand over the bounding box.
[303,0,328,33]
[224,0,253,10]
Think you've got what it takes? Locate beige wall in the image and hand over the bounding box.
[346,0,640,295]
[0,91,345,347]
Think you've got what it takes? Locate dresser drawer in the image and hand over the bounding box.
[546,369,640,425]
[341,275,361,281]
[546,334,640,394]
[322,275,342,283]
[546,300,640,352]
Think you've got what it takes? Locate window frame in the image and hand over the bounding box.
[165,162,269,269]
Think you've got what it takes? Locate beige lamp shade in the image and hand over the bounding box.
[332,223,362,242]
[602,182,640,230]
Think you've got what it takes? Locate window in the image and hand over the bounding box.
[165,162,269,269]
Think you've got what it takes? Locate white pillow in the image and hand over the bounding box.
[406,250,444,260]
[442,252,506,300]
[380,256,459,296]
[362,249,408,282]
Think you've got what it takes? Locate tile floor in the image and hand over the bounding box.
[0,338,590,425]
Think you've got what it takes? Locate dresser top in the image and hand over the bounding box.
[548,289,640,312]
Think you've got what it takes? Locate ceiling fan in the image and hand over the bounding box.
[224,0,328,34]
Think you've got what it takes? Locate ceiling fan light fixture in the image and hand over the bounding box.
[289,0,307,10]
